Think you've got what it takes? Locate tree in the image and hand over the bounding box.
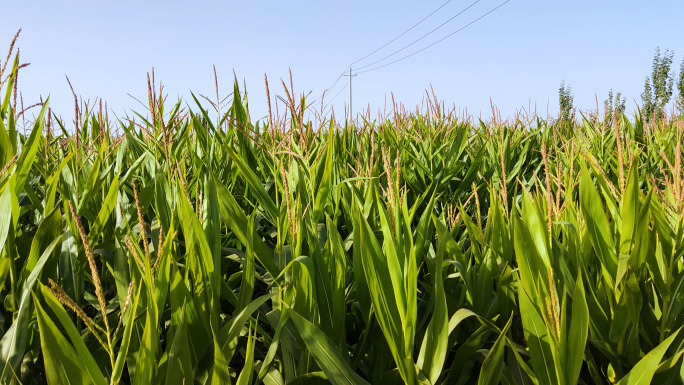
[642,77,654,120]
[559,81,574,124]
[604,89,626,125]
[642,47,674,121]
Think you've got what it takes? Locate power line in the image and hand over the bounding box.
[357,0,510,74]
[351,0,454,66]
[322,0,461,108]
[345,67,358,117]
[325,69,347,94]
[322,79,350,113]
[320,66,351,103]
[355,0,482,71]
[322,0,510,118]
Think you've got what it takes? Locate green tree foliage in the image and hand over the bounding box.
[642,47,675,121]
[558,80,574,123]
[604,89,626,126]
[642,77,654,119]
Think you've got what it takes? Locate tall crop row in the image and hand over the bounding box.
[1,48,684,385]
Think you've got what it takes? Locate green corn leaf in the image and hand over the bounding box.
[354,201,414,384]
[209,291,279,368]
[0,55,19,119]
[519,287,558,385]
[563,271,589,385]
[23,206,62,282]
[43,153,74,214]
[87,176,119,245]
[177,183,215,324]
[112,282,143,384]
[287,306,370,385]
[225,146,279,223]
[78,142,105,212]
[416,214,450,384]
[13,99,48,197]
[213,173,281,282]
[579,160,617,282]
[617,328,681,384]
[0,234,61,383]
[204,173,223,295]
[312,122,334,223]
[237,210,257,307]
[33,292,93,385]
[444,325,490,384]
[40,284,108,385]
[478,313,513,385]
[326,215,349,350]
[132,308,157,385]
[236,322,257,385]
[0,185,11,257]
[619,158,640,257]
[167,301,194,385]
[257,308,289,384]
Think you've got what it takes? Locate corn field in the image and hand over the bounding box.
[2,37,684,385]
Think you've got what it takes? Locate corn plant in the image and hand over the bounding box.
[1,33,684,385]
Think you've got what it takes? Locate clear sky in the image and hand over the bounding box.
[2,0,684,126]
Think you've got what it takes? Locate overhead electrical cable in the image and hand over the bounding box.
[325,69,347,93]
[357,0,510,74]
[351,0,454,66]
[319,0,512,119]
[354,0,482,71]
[322,80,350,112]
[320,70,347,111]
[323,0,458,101]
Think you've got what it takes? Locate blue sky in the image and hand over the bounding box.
[2,0,684,125]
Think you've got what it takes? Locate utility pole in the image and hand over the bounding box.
[344,65,357,121]
[349,66,352,120]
